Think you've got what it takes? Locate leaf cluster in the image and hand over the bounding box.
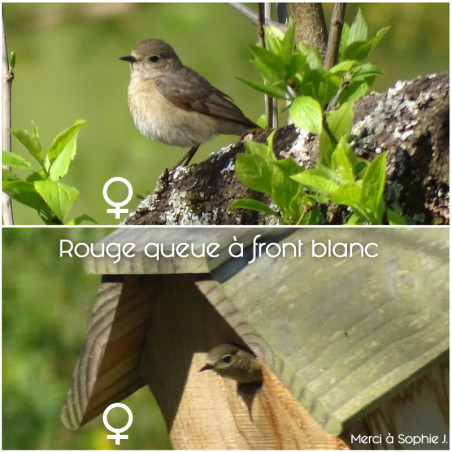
[3,120,95,224]
[233,10,404,225]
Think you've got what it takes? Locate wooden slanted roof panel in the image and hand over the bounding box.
[61,275,157,429]
[197,228,449,434]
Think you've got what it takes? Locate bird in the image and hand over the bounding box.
[200,343,263,384]
[120,39,259,168]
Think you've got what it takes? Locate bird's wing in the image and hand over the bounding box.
[155,67,257,128]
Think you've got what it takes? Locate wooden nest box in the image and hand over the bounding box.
[61,228,449,449]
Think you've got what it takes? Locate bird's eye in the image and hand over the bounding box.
[222,354,232,364]
[149,55,160,63]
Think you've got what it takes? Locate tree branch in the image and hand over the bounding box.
[324,3,346,69]
[228,3,287,32]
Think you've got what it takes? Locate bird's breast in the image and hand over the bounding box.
[127,76,218,147]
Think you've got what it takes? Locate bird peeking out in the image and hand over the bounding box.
[200,343,263,384]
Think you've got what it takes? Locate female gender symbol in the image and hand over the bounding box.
[103,402,133,445]
[103,177,133,219]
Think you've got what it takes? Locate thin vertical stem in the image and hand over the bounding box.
[2,6,14,225]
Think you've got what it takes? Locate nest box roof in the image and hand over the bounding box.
[61,227,449,435]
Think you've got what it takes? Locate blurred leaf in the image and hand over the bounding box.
[298,42,323,70]
[238,77,287,99]
[2,151,32,169]
[250,45,286,79]
[348,8,368,44]
[387,209,407,225]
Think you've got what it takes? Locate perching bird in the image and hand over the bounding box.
[120,39,259,168]
[200,343,263,384]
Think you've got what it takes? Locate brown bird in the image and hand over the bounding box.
[200,343,263,384]
[120,39,259,168]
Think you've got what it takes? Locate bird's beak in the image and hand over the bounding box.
[199,363,213,372]
[120,55,137,63]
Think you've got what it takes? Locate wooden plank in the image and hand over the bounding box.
[197,228,449,434]
[61,275,156,429]
[139,274,348,449]
[344,360,449,449]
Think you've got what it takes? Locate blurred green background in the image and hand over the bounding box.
[3,228,171,449]
[3,3,449,225]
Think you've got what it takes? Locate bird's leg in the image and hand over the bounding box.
[172,145,200,170]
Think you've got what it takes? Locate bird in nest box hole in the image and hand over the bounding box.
[200,343,263,384]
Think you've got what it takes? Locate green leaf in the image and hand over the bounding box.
[271,163,302,216]
[66,213,97,225]
[299,205,323,225]
[326,101,354,141]
[2,179,52,214]
[329,60,357,75]
[230,198,279,217]
[256,114,267,129]
[291,170,340,194]
[367,27,390,54]
[286,53,307,77]
[348,8,368,44]
[2,169,19,182]
[10,123,43,166]
[280,23,296,64]
[362,152,387,213]
[386,209,407,225]
[319,127,336,167]
[347,212,366,225]
[34,179,79,222]
[238,77,287,99]
[339,78,374,104]
[339,23,350,59]
[352,63,384,80]
[250,45,286,79]
[47,119,85,163]
[342,41,372,61]
[329,185,362,205]
[2,152,32,169]
[289,96,323,134]
[331,138,355,184]
[298,70,340,106]
[343,27,389,62]
[235,149,273,195]
[250,58,285,85]
[263,25,285,54]
[298,42,323,70]
[245,139,276,161]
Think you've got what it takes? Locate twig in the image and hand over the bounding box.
[265,3,278,128]
[228,3,288,32]
[2,6,14,225]
[257,4,274,129]
[324,3,346,69]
